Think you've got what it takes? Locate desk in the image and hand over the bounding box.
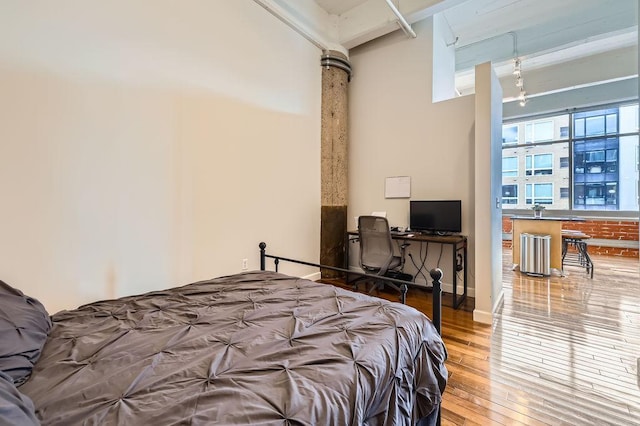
[511,216,585,271]
[346,231,468,309]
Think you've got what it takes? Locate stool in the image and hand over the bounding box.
[561,231,594,278]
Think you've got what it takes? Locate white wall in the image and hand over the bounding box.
[348,18,476,293]
[474,62,504,323]
[0,1,322,313]
[432,13,457,103]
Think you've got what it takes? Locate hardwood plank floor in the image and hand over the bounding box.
[328,250,640,425]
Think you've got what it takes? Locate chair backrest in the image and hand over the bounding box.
[358,215,394,272]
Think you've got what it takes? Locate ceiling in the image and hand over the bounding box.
[306,0,639,100]
[315,0,369,15]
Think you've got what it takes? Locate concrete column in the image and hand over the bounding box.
[320,51,351,278]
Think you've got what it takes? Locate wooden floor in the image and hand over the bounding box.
[331,250,640,425]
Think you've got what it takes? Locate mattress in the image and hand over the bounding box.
[20,271,447,425]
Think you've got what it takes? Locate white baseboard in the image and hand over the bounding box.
[472,288,505,325]
[473,309,493,324]
[303,272,322,281]
[473,290,504,324]
[493,288,505,314]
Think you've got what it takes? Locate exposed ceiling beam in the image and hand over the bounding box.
[383,0,417,39]
[253,0,468,54]
[337,0,467,49]
[456,45,638,102]
[253,0,346,54]
[456,41,638,98]
[454,4,638,71]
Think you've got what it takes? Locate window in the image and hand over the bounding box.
[586,116,605,136]
[575,108,619,137]
[502,125,518,145]
[606,114,617,134]
[525,183,553,205]
[575,118,585,138]
[502,157,518,177]
[502,185,518,204]
[525,121,554,143]
[502,102,639,212]
[606,183,617,205]
[526,153,553,175]
[572,108,623,210]
[585,151,605,162]
[574,183,617,206]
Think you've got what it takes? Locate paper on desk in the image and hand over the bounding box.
[354,212,386,229]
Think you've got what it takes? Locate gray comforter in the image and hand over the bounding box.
[20,271,447,425]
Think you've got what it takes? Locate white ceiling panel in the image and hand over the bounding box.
[446,0,638,70]
[313,0,369,16]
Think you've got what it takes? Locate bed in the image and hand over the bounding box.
[1,248,447,425]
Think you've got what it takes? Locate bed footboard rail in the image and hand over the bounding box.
[259,242,443,336]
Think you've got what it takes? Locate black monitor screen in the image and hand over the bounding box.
[410,200,462,234]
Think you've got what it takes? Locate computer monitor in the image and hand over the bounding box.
[409,200,462,234]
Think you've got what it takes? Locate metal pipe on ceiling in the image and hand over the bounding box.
[253,0,327,51]
[384,0,417,39]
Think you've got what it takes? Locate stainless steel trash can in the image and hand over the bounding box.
[520,233,551,276]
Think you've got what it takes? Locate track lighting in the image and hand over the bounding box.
[513,58,521,75]
[518,88,527,107]
[513,57,527,107]
[508,32,528,106]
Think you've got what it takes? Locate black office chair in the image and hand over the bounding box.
[356,215,410,295]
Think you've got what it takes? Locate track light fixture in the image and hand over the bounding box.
[518,88,527,107]
[513,58,521,76]
[515,75,523,88]
[507,32,528,106]
[513,58,527,107]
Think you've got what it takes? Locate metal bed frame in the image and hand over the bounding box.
[259,241,445,425]
[259,242,444,335]
[259,242,445,425]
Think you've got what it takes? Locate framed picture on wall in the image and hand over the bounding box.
[385,176,410,198]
